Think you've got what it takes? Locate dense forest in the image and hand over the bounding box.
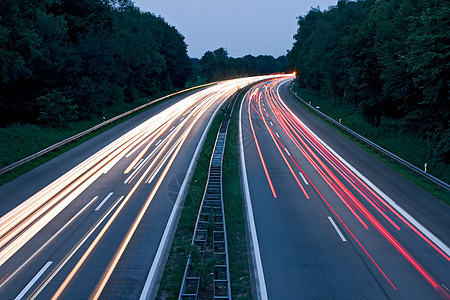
[0,0,287,129]
[193,47,287,83]
[288,0,449,164]
[0,0,192,127]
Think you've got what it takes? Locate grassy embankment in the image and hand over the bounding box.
[291,83,450,204]
[157,89,253,299]
[0,85,211,186]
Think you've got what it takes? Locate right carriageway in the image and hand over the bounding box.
[239,77,450,299]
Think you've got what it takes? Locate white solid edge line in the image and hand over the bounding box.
[328,216,347,242]
[14,261,53,300]
[277,80,450,257]
[95,192,113,211]
[139,94,226,300]
[239,88,268,300]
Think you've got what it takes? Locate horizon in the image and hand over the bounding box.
[132,0,339,58]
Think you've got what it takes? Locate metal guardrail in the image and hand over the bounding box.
[0,83,215,176]
[179,120,232,300]
[288,82,450,191]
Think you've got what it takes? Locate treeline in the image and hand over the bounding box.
[287,0,449,163]
[0,0,192,127]
[194,47,287,83]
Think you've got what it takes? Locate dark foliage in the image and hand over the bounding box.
[0,0,192,127]
[287,0,449,163]
[197,47,288,83]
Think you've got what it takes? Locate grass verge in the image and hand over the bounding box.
[291,83,450,204]
[0,84,212,186]
[222,91,253,299]
[156,87,254,299]
[156,108,225,300]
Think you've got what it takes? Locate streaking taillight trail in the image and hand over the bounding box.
[245,77,449,299]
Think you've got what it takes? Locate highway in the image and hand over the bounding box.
[0,76,273,299]
[239,77,450,299]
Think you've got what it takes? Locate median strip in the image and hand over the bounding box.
[179,120,231,299]
[156,86,256,299]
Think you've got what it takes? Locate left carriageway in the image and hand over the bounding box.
[0,76,281,300]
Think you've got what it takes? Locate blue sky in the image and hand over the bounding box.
[132,0,339,58]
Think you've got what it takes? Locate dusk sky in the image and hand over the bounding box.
[132,0,339,58]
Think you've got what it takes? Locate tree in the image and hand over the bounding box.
[0,0,193,127]
[200,51,218,82]
[199,48,287,82]
[37,90,78,127]
[287,0,450,163]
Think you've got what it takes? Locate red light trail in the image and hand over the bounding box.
[245,77,450,298]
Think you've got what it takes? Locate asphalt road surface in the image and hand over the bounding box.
[240,77,450,299]
[0,76,273,299]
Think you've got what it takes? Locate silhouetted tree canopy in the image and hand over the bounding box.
[287,0,449,163]
[198,47,287,82]
[0,0,192,127]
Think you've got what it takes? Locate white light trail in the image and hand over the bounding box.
[0,74,289,297]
